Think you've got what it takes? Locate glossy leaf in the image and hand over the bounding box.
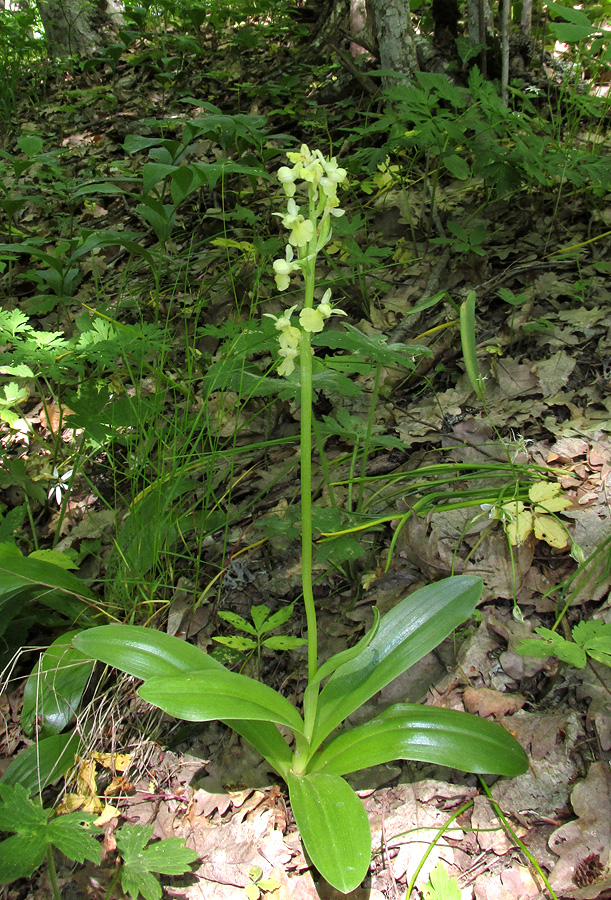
[287,771,371,893]
[310,576,482,755]
[229,720,292,779]
[73,626,292,778]
[313,607,380,687]
[139,670,305,734]
[73,624,223,680]
[0,554,96,604]
[22,631,94,737]
[1,731,81,795]
[310,703,528,777]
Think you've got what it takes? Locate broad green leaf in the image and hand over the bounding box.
[0,783,47,831]
[73,625,224,681]
[22,630,94,737]
[17,135,44,157]
[124,134,166,154]
[310,704,528,777]
[139,670,305,734]
[30,549,78,569]
[72,627,292,778]
[132,835,198,875]
[574,620,611,666]
[122,866,161,900]
[170,165,197,205]
[287,772,371,893]
[312,607,380,686]
[547,1,595,25]
[310,576,482,754]
[312,323,430,370]
[0,553,96,604]
[550,23,597,40]
[572,620,607,645]
[444,154,470,180]
[1,731,81,794]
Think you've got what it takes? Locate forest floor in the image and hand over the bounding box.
[1,14,611,900]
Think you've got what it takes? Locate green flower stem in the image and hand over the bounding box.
[103,863,124,900]
[300,324,317,685]
[46,846,61,900]
[300,194,320,735]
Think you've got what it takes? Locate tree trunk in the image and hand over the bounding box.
[501,0,509,102]
[371,0,418,87]
[36,0,123,59]
[520,0,533,36]
[309,0,350,55]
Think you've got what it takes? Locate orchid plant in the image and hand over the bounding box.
[73,147,528,894]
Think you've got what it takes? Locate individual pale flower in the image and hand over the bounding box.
[323,157,347,184]
[299,159,324,185]
[299,290,347,333]
[320,159,347,199]
[264,304,298,335]
[277,165,297,197]
[278,344,300,377]
[272,245,301,290]
[278,199,315,248]
[278,324,301,351]
[325,194,345,216]
[287,144,314,166]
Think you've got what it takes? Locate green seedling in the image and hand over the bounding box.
[422,862,461,900]
[245,864,280,900]
[517,619,611,669]
[213,602,307,675]
[73,147,528,894]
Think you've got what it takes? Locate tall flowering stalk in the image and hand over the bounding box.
[265,146,347,757]
[71,145,527,897]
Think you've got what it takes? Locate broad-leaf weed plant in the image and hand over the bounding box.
[72,147,528,894]
[0,783,198,900]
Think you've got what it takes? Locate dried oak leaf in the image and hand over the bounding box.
[549,761,611,898]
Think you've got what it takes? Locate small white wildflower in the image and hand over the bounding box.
[48,467,73,506]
